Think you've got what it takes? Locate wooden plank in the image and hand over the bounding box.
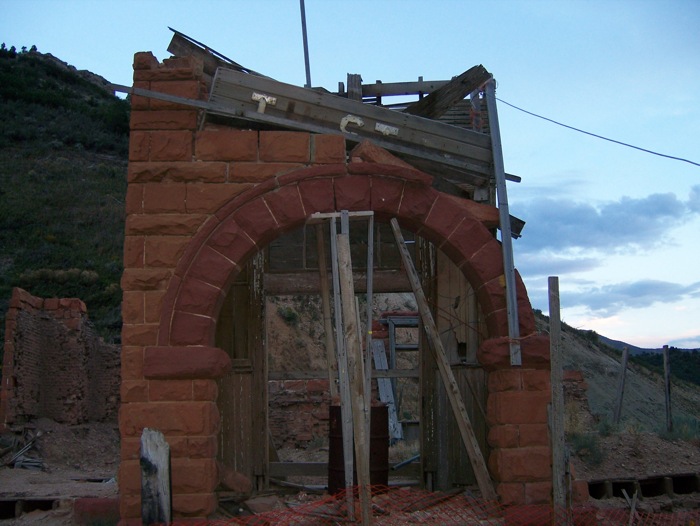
[548,276,567,511]
[613,347,629,425]
[371,340,404,441]
[317,224,338,399]
[208,67,493,162]
[483,80,521,365]
[336,232,372,525]
[361,79,449,97]
[263,269,411,295]
[328,218,355,515]
[268,368,420,380]
[112,80,493,184]
[348,73,363,101]
[403,65,491,119]
[141,428,171,525]
[390,218,497,501]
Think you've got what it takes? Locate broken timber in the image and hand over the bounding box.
[390,218,497,502]
[207,67,492,185]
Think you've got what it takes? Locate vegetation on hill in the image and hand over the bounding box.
[0,44,129,347]
[631,348,700,388]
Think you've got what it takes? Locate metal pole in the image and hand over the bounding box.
[483,78,521,365]
[299,0,312,88]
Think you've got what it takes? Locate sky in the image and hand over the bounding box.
[3,0,699,349]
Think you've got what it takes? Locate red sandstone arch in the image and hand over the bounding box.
[156,162,535,348]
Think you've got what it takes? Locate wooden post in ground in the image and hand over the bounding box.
[613,347,629,425]
[663,345,672,432]
[337,232,372,525]
[328,218,355,519]
[548,276,567,513]
[390,218,497,502]
[140,428,171,525]
[316,223,339,399]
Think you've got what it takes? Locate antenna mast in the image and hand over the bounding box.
[299,0,312,88]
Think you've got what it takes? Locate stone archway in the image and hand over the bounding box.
[118,52,555,523]
[155,162,535,349]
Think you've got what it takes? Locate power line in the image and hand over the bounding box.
[496,97,700,168]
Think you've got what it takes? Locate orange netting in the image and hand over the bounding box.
[171,485,700,525]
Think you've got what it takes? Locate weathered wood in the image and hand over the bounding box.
[548,276,567,511]
[328,217,355,517]
[360,79,449,98]
[663,345,672,432]
[337,232,372,525]
[140,428,171,525]
[317,224,339,399]
[403,65,491,119]
[347,73,363,101]
[263,269,410,295]
[483,80,521,365]
[614,347,629,425]
[208,67,492,167]
[268,368,420,380]
[390,218,497,501]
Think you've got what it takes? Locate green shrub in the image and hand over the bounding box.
[277,306,299,327]
[569,433,605,467]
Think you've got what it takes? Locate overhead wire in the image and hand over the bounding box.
[495,97,700,168]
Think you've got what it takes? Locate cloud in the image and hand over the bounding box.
[515,252,600,277]
[669,335,700,349]
[688,185,700,213]
[561,279,700,316]
[514,192,695,254]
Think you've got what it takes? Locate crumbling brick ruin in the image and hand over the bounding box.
[115,49,567,523]
[0,288,120,427]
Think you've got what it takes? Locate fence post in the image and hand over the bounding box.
[663,345,672,432]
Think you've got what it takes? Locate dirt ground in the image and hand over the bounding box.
[0,418,119,524]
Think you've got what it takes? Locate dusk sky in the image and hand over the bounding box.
[4,0,699,349]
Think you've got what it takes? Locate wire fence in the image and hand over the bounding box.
[171,485,700,525]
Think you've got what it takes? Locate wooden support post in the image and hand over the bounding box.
[337,233,372,525]
[316,223,339,399]
[390,218,497,502]
[548,277,567,512]
[663,345,672,432]
[140,428,171,525]
[613,347,629,425]
[484,80,521,366]
[329,218,355,519]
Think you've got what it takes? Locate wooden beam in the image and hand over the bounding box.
[360,79,449,98]
[483,79,521,365]
[317,224,338,399]
[337,231,372,525]
[268,368,420,380]
[548,276,567,511]
[403,65,491,119]
[263,270,411,295]
[328,217,355,517]
[390,218,497,502]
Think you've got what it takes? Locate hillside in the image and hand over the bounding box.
[0,44,129,345]
[1,45,699,437]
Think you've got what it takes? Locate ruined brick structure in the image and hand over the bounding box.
[0,288,120,426]
[118,51,557,522]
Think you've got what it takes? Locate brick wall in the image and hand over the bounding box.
[119,50,550,522]
[1,288,120,426]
